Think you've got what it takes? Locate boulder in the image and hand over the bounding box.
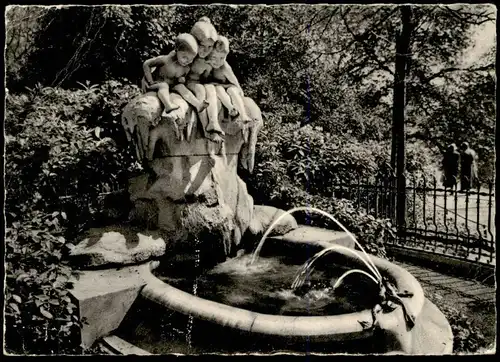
[69,226,166,268]
[248,205,298,237]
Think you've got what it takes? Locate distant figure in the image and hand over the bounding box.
[442,143,460,188]
[460,142,478,191]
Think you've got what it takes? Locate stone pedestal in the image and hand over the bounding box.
[69,262,155,349]
[124,93,264,260]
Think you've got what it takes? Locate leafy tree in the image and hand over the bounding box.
[306,4,495,172]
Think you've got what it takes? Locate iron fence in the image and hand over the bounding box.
[331,172,496,265]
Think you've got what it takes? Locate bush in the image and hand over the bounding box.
[268,182,392,259]
[4,211,82,354]
[5,80,141,229]
[246,121,391,200]
[4,81,140,354]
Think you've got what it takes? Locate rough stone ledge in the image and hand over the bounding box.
[69,226,166,269]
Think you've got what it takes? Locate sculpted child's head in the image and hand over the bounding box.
[175,33,198,66]
[190,17,218,58]
[206,35,229,69]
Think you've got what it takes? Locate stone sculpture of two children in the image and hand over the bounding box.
[142,17,251,145]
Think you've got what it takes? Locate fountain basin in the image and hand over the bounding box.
[112,228,452,354]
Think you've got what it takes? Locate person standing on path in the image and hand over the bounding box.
[442,143,460,190]
[460,142,478,191]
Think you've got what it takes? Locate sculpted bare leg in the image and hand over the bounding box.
[187,83,209,139]
[173,84,209,113]
[215,85,239,117]
[149,82,180,115]
[227,86,251,123]
[204,84,225,143]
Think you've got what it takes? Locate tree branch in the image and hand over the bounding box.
[442,5,495,25]
[342,12,395,76]
[421,64,494,83]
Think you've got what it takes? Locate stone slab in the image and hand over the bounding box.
[270,226,356,249]
[102,335,152,355]
[70,262,155,348]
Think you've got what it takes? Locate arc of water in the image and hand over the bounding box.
[290,245,381,290]
[331,269,380,290]
[250,206,382,281]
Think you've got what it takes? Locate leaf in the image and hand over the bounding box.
[9,303,20,314]
[40,306,53,319]
[12,294,22,303]
[48,299,60,306]
[16,273,29,282]
[61,212,67,220]
[36,294,50,301]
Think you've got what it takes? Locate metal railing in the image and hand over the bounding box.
[331,172,496,265]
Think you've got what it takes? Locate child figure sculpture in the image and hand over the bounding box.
[173,17,225,144]
[142,33,204,120]
[207,35,251,125]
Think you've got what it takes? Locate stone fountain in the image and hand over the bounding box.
[67,17,453,355]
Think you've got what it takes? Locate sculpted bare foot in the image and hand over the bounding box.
[163,103,180,113]
[206,121,226,137]
[208,132,225,144]
[229,107,239,117]
[162,106,180,118]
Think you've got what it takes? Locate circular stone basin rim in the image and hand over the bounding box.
[141,249,425,341]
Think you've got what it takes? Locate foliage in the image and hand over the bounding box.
[258,180,393,259]
[247,118,437,205]
[427,292,490,353]
[4,211,82,354]
[9,6,177,90]
[5,80,140,230]
[5,6,51,88]
[244,120,395,258]
[4,81,140,354]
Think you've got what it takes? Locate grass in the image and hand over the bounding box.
[417,275,496,354]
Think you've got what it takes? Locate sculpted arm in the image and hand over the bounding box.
[219,61,242,90]
[143,54,172,84]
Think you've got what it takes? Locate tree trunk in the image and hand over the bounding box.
[391,5,413,234]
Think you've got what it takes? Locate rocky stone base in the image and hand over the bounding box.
[69,226,165,268]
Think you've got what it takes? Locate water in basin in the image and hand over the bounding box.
[154,254,379,316]
[116,251,383,354]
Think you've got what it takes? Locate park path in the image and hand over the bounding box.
[423,189,496,238]
[394,260,496,346]
[395,260,495,303]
